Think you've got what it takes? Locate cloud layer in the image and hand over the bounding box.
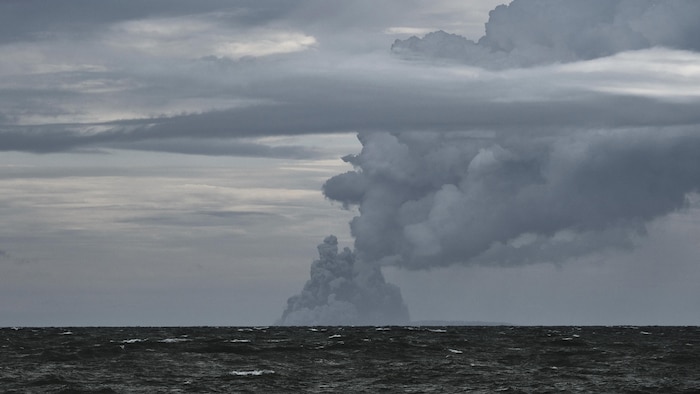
[392,0,700,67]
[2,0,700,162]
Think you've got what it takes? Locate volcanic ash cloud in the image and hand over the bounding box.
[277,0,700,326]
[277,235,409,326]
[391,0,700,68]
[322,130,700,270]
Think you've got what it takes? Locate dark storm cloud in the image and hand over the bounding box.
[0,0,484,50]
[2,0,698,160]
[107,138,323,159]
[3,69,700,156]
[392,0,700,67]
[11,93,700,146]
[0,0,300,43]
[0,124,322,159]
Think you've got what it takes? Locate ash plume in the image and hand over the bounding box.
[392,0,700,68]
[277,236,409,326]
[323,130,700,270]
[278,0,700,326]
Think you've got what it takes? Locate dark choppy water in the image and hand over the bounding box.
[1,326,699,393]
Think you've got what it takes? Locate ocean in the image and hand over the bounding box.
[1,326,698,393]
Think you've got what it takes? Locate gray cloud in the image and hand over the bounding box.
[3,72,700,156]
[0,124,324,159]
[0,0,301,44]
[392,0,700,67]
[107,138,323,159]
[323,129,700,270]
[2,0,699,160]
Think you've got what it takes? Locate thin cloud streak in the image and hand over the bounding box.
[2,48,700,157]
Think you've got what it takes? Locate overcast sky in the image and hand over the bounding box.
[2,0,700,326]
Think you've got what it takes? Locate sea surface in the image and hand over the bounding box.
[1,326,699,393]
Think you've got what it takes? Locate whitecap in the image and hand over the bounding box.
[230,370,275,377]
[159,338,192,343]
[121,338,147,344]
[328,334,342,339]
[228,339,251,343]
[428,329,447,333]
[447,348,463,354]
[59,331,73,335]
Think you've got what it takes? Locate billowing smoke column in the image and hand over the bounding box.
[323,130,700,270]
[392,0,700,68]
[278,0,700,326]
[278,235,409,326]
[280,129,700,325]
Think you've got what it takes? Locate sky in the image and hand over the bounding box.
[2,0,700,326]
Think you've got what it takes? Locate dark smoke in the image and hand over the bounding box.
[277,236,409,326]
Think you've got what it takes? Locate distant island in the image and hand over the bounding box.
[411,320,510,326]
